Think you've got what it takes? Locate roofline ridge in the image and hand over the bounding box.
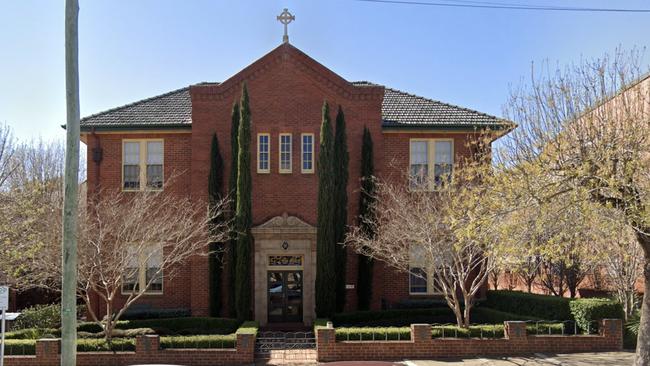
[80,85,192,123]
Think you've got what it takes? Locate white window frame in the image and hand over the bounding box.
[301,133,314,174]
[121,245,164,295]
[279,133,292,174]
[122,139,164,192]
[408,138,454,191]
[257,133,271,174]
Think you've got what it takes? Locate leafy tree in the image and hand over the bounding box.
[208,133,225,316]
[234,84,252,322]
[227,102,240,317]
[333,106,349,312]
[356,127,375,310]
[315,101,337,318]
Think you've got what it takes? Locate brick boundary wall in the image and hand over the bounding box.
[4,333,255,366]
[316,319,623,362]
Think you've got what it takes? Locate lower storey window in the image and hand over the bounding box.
[122,245,163,294]
[409,266,443,295]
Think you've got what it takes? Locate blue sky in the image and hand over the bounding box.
[1,0,649,142]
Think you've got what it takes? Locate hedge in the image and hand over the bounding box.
[485,291,572,320]
[76,338,136,352]
[13,304,61,330]
[235,321,259,335]
[2,340,37,355]
[569,298,624,332]
[115,317,240,335]
[121,307,191,320]
[431,324,505,339]
[160,335,236,349]
[335,327,411,341]
[5,328,59,339]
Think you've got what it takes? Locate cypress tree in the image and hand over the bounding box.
[316,101,337,318]
[227,102,240,318]
[234,84,252,322]
[356,127,376,310]
[333,106,349,313]
[208,133,225,317]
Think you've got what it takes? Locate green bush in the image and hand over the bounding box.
[77,322,103,333]
[431,324,505,339]
[569,298,624,332]
[120,307,191,320]
[335,327,411,341]
[3,340,37,355]
[332,308,457,326]
[314,318,330,331]
[4,328,59,339]
[76,338,136,352]
[14,304,61,330]
[160,335,236,349]
[485,291,572,320]
[471,307,541,323]
[235,321,259,336]
[624,312,639,350]
[115,317,240,335]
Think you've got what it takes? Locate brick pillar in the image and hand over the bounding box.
[236,332,256,363]
[504,321,527,340]
[35,339,60,366]
[600,319,623,350]
[411,324,431,343]
[316,327,336,362]
[136,335,160,354]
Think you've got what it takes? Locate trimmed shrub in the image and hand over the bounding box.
[4,328,58,340]
[76,338,136,352]
[485,291,572,320]
[14,304,61,330]
[160,335,236,349]
[431,324,505,339]
[314,318,330,331]
[115,317,240,335]
[77,322,103,334]
[120,307,191,320]
[335,327,411,341]
[569,298,624,332]
[235,321,259,336]
[3,340,37,355]
[471,307,541,323]
[332,308,456,326]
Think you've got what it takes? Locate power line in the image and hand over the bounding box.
[355,0,650,13]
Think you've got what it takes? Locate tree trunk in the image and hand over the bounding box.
[635,261,650,366]
[463,303,472,328]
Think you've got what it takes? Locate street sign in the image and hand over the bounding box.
[0,286,8,310]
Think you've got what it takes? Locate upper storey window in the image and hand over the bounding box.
[279,133,292,173]
[301,133,314,174]
[122,139,164,191]
[258,133,270,173]
[409,139,453,190]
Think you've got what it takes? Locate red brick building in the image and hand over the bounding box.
[80,43,510,326]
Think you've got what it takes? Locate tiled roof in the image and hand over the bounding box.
[353,81,508,129]
[79,86,193,130]
[80,82,510,131]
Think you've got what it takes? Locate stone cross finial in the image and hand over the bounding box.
[277,8,295,44]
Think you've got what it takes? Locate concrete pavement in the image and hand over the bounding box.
[403,351,635,365]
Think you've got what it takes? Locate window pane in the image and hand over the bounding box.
[145,246,163,293]
[123,165,140,189]
[146,165,163,188]
[434,141,453,185]
[124,142,140,164]
[122,267,139,292]
[280,135,291,171]
[146,141,163,164]
[302,135,313,171]
[410,141,428,164]
[410,267,427,293]
[258,135,269,171]
[410,141,429,188]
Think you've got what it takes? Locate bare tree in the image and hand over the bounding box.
[1,182,230,342]
[500,49,650,364]
[347,160,509,328]
[0,123,16,189]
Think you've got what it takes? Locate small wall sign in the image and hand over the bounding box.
[345,284,355,290]
[0,286,7,310]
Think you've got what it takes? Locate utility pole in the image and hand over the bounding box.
[61,1,80,365]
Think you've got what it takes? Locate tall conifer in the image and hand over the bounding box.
[333,106,349,312]
[208,133,225,316]
[316,101,337,318]
[227,102,240,317]
[356,127,376,310]
[234,84,252,321]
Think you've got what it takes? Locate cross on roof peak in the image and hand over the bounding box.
[276,8,295,44]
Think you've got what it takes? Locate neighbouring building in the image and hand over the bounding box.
[80,41,511,326]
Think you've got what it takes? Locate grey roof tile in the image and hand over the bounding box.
[80,82,510,130]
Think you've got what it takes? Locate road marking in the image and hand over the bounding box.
[402,361,419,366]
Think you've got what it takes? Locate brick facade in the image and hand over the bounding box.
[82,43,492,323]
[316,319,623,362]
